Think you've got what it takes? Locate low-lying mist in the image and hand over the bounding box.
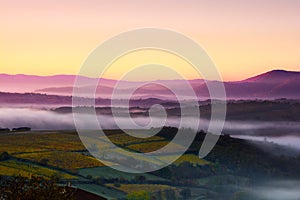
[244,180,300,200]
[0,108,75,130]
[0,107,299,148]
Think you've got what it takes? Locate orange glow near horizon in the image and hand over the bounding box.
[103,49,201,81]
[0,0,299,81]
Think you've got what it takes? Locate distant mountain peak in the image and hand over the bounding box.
[267,69,300,74]
[244,69,300,82]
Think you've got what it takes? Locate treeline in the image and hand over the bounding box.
[0,127,31,132]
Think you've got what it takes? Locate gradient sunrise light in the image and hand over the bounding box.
[1,0,299,81]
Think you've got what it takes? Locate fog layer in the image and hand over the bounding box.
[0,108,299,148]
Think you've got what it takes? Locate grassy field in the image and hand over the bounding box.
[0,159,75,179]
[106,183,177,194]
[0,131,86,154]
[15,151,107,170]
[160,154,210,166]
[107,133,165,146]
[78,166,167,182]
[0,131,169,183]
[126,141,185,153]
[0,132,93,181]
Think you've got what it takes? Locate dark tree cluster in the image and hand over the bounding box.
[0,175,75,200]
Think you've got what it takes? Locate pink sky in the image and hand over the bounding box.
[0,0,299,81]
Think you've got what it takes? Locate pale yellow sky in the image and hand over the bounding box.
[0,0,299,81]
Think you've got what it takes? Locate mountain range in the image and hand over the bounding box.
[0,69,299,99]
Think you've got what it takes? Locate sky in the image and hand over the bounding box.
[0,0,299,81]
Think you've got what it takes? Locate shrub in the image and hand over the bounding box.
[0,152,9,161]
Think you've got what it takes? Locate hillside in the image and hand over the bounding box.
[1,69,300,99]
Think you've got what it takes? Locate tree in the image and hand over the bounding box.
[180,188,191,199]
[164,190,176,200]
[134,175,146,183]
[40,158,49,166]
[0,175,75,200]
[113,183,121,188]
[0,152,9,161]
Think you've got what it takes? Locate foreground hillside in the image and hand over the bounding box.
[1,129,300,199]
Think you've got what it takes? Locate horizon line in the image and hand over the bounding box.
[0,68,299,82]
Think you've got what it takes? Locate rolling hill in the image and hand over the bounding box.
[0,69,299,99]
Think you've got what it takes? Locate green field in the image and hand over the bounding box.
[78,166,167,182]
[107,132,165,146]
[106,183,177,193]
[160,154,210,166]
